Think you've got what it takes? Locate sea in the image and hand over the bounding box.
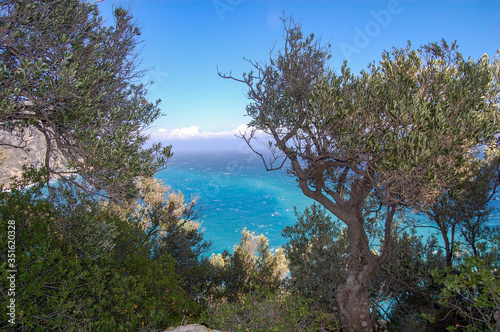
[156,151,316,254]
[156,151,500,256]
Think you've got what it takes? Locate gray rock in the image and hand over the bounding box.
[0,128,67,187]
[165,324,223,332]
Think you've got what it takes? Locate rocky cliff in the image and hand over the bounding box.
[0,128,66,187]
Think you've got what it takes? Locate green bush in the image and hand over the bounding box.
[202,288,341,332]
[282,204,348,311]
[105,177,213,300]
[0,184,199,331]
[373,230,446,331]
[207,228,288,303]
[434,255,500,332]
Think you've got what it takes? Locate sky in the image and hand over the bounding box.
[96,0,500,151]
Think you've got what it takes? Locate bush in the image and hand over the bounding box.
[282,204,348,311]
[207,228,288,303]
[0,184,199,331]
[373,229,446,331]
[106,176,213,299]
[282,204,457,331]
[434,255,500,331]
[202,288,341,332]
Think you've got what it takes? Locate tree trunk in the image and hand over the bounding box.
[334,207,393,332]
[337,278,373,332]
[294,168,395,331]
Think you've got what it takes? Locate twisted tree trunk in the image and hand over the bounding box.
[335,206,395,332]
[337,281,373,332]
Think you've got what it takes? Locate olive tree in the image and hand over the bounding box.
[0,0,171,202]
[220,18,500,331]
[419,152,500,267]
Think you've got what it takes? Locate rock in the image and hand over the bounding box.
[0,128,67,187]
[165,324,224,332]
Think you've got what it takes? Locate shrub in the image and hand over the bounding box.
[434,255,500,331]
[105,176,212,299]
[202,288,341,332]
[373,229,446,331]
[282,204,348,311]
[0,183,199,331]
[207,228,288,303]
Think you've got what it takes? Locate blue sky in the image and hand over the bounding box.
[96,0,500,150]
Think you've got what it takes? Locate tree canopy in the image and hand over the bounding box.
[221,17,500,331]
[0,0,171,201]
[2,2,500,330]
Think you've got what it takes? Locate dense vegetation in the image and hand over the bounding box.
[220,15,500,332]
[1,1,499,331]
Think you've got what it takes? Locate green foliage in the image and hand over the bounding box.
[1,1,212,329]
[434,256,500,331]
[373,229,447,331]
[230,22,500,207]
[282,204,452,331]
[0,182,199,331]
[208,228,288,302]
[202,288,341,332]
[106,176,212,298]
[223,16,499,330]
[0,0,171,201]
[418,147,500,267]
[282,204,348,311]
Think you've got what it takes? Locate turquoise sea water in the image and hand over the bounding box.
[156,151,316,254]
[156,151,500,255]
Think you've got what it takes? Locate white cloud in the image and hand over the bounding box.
[150,124,260,141]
